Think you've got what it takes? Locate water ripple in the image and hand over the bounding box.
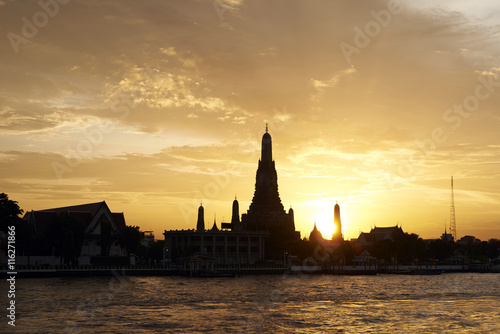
[3,273,499,333]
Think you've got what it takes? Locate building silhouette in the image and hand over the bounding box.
[354,225,404,247]
[241,125,298,239]
[309,222,323,244]
[441,224,454,242]
[332,201,343,242]
[196,203,205,232]
[164,202,268,265]
[231,197,241,230]
[164,126,301,264]
[221,196,242,231]
[21,201,127,264]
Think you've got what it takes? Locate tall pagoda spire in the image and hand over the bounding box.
[240,125,299,260]
[231,196,240,228]
[261,124,272,162]
[242,125,292,232]
[332,201,343,242]
[196,203,205,231]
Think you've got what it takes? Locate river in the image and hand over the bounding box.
[3,273,500,333]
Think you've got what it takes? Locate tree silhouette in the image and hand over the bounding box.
[488,239,500,259]
[118,225,143,256]
[428,239,454,261]
[144,240,165,262]
[0,193,23,232]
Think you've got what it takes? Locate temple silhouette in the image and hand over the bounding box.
[240,125,297,237]
[164,126,341,265]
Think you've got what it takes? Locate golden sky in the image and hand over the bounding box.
[1,0,499,241]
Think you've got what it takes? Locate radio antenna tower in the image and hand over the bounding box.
[450,176,457,241]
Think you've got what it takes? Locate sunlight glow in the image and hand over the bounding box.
[317,218,335,240]
[310,205,334,240]
[302,199,352,240]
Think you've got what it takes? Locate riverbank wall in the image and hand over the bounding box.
[2,264,499,278]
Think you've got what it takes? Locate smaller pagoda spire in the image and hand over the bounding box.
[211,213,219,231]
[196,203,205,231]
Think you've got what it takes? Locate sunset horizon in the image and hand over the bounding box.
[1,0,499,242]
[9,124,499,242]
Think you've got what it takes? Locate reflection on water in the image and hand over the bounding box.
[4,273,500,333]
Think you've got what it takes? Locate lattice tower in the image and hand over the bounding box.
[450,176,457,241]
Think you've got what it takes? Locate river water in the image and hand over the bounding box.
[3,273,500,333]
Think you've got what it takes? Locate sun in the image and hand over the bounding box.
[301,199,352,240]
[317,220,336,239]
[315,211,335,240]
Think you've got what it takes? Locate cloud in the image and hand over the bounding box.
[311,67,358,90]
[2,0,497,135]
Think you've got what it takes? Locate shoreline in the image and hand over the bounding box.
[2,264,499,278]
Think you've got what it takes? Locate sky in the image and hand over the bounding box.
[1,0,500,241]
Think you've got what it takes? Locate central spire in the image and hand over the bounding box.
[240,126,299,258]
[261,125,272,162]
[243,126,286,229]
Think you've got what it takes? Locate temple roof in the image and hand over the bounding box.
[22,201,125,236]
